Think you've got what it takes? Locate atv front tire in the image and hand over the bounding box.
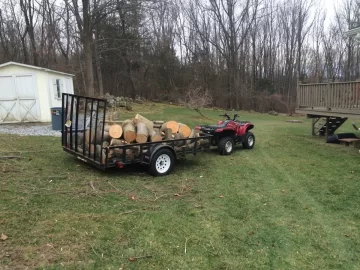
[218,137,234,155]
[242,132,255,149]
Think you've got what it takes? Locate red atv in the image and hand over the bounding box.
[195,113,255,155]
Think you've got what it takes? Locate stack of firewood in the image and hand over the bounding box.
[67,113,204,164]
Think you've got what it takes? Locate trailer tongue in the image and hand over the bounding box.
[61,93,212,176]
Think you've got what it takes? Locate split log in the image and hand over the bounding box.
[177,123,191,138]
[174,133,185,146]
[102,141,110,148]
[134,114,153,131]
[122,120,136,143]
[136,122,149,143]
[84,130,95,144]
[186,129,200,144]
[149,130,162,142]
[103,124,110,132]
[112,148,124,156]
[95,145,108,164]
[109,124,123,139]
[113,148,136,160]
[100,120,124,125]
[95,130,110,143]
[86,143,95,153]
[153,120,164,125]
[110,139,126,146]
[163,128,173,140]
[161,121,179,134]
[67,132,83,145]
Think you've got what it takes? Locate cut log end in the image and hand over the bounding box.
[177,123,191,138]
[109,124,123,139]
[161,121,179,134]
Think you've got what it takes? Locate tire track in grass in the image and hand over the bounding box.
[248,131,360,269]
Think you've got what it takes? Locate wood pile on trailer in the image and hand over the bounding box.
[67,113,207,164]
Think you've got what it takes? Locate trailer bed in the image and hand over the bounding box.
[61,94,212,174]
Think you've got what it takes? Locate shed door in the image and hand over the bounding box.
[0,74,40,123]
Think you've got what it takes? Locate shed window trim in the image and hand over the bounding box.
[54,78,63,99]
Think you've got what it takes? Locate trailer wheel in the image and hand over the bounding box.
[149,148,174,176]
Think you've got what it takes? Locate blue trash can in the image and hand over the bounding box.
[50,107,63,131]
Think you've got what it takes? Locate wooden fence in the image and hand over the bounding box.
[297,81,360,111]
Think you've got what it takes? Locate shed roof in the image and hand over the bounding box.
[0,61,75,77]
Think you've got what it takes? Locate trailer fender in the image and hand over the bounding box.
[146,145,177,164]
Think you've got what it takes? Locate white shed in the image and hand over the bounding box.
[0,61,75,123]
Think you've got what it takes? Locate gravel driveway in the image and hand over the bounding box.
[0,111,104,137]
[0,123,62,137]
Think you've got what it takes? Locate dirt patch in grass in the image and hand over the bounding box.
[1,243,89,269]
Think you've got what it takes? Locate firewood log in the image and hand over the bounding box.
[122,119,136,143]
[161,121,179,134]
[185,129,200,145]
[134,114,154,131]
[163,128,173,140]
[149,129,162,142]
[110,139,126,146]
[136,122,148,143]
[102,141,110,148]
[95,130,110,143]
[174,133,185,146]
[67,132,83,145]
[109,124,123,139]
[113,148,135,160]
[84,130,95,144]
[177,123,191,138]
[85,143,95,153]
[153,120,164,125]
[95,144,107,164]
[103,124,110,132]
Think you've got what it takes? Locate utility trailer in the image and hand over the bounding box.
[61,94,212,176]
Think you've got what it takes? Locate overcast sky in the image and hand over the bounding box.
[320,0,337,26]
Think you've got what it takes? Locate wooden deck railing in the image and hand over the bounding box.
[297,81,360,111]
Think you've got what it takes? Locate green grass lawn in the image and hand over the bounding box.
[1,104,360,270]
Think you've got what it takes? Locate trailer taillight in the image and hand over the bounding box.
[116,162,124,169]
[195,126,201,130]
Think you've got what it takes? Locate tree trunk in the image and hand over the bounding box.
[94,28,104,96]
[84,35,95,97]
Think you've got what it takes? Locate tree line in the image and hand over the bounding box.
[0,0,359,112]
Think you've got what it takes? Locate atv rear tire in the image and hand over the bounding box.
[218,137,234,155]
[242,132,255,149]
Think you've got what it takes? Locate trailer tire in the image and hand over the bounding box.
[149,148,175,176]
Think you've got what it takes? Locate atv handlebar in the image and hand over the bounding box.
[219,113,239,121]
[219,113,231,120]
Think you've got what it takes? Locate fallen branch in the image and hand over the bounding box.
[128,255,152,261]
[89,181,96,191]
[0,156,25,160]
